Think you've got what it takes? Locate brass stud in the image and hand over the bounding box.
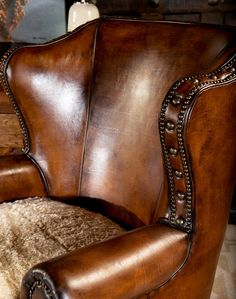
[192,78,199,84]
[176,218,185,226]
[174,170,183,179]
[171,93,184,106]
[209,74,218,80]
[172,98,181,105]
[169,147,178,156]
[177,191,185,201]
[166,121,175,130]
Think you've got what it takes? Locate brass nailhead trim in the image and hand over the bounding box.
[176,218,185,226]
[171,93,184,105]
[159,54,236,232]
[230,67,235,73]
[0,45,30,153]
[174,170,183,179]
[177,191,185,201]
[192,78,199,84]
[27,270,58,299]
[165,121,175,130]
[28,279,56,299]
[169,147,178,156]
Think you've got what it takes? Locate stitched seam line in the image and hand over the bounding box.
[78,19,103,195]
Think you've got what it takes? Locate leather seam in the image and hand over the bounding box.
[78,18,103,195]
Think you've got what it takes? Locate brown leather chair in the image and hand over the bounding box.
[0,18,235,299]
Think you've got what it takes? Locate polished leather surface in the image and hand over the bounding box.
[0,18,235,299]
[6,22,98,197]
[21,224,189,299]
[80,20,235,225]
[0,155,47,202]
[6,19,235,225]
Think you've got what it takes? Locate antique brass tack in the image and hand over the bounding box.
[209,74,218,80]
[177,192,185,201]
[174,170,183,179]
[166,121,175,130]
[169,147,178,156]
[192,78,199,84]
[171,93,183,106]
[176,218,185,226]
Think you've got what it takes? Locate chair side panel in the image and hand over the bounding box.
[148,79,236,299]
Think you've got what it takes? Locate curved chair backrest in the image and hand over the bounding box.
[2,19,236,229]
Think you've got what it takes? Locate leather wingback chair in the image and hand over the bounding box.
[0,18,235,299]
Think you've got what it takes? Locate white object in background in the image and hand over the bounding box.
[67,0,99,31]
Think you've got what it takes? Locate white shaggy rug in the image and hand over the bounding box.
[0,197,125,299]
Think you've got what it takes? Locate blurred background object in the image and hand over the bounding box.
[67,0,99,32]
[0,0,29,41]
[1,1,235,43]
[73,0,236,25]
[0,0,66,43]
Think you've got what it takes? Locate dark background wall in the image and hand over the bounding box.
[66,0,236,26]
[2,1,235,43]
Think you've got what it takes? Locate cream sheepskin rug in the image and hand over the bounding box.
[0,197,125,299]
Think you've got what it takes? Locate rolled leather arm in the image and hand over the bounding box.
[0,154,47,203]
[21,223,189,299]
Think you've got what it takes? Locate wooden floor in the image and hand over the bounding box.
[0,84,23,156]
[211,225,236,299]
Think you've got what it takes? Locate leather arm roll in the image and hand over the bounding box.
[21,223,189,299]
[0,154,47,203]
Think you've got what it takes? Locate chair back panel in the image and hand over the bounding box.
[5,19,235,225]
[80,20,235,224]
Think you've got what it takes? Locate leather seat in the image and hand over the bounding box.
[0,18,235,299]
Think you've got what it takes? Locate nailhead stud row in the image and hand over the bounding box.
[159,54,236,232]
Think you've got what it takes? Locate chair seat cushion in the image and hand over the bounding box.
[0,197,125,299]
